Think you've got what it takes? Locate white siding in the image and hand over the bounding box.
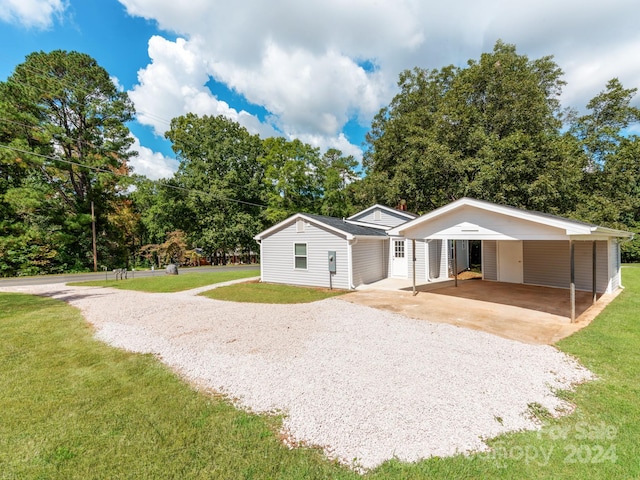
[404,205,573,241]
[404,239,427,281]
[352,239,388,286]
[424,239,448,280]
[351,208,412,228]
[573,241,609,293]
[415,239,426,281]
[449,240,470,274]
[523,240,569,288]
[522,240,610,292]
[427,240,443,279]
[483,240,497,281]
[260,222,350,289]
[609,239,621,292]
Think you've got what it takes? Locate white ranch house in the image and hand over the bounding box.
[254,198,633,320]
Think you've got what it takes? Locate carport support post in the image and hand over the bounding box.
[412,239,417,296]
[453,240,458,288]
[570,240,576,322]
[592,241,597,305]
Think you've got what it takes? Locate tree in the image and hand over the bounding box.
[165,114,265,262]
[0,50,136,274]
[260,137,324,223]
[319,148,359,218]
[570,79,640,260]
[363,41,585,214]
[130,175,195,247]
[571,78,640,170]
[138,230,188,267]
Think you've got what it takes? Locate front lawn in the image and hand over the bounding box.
[1,266,639,478]
[67,268,259,293]
[200,281,347,303]
[0,292,350,479]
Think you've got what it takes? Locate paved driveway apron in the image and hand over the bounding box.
[344,280,619,344]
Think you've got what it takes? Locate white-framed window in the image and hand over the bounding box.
[294,243,307,269]
[394,240,405,258]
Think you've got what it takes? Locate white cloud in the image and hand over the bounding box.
[110,76,124,92]
[627,124,640,136]
[294,132,364,164]
[210,42,388,136]
[128,136,178,180]
[120,0,640,163]
[0,0,66,29]
[129,35,278,139]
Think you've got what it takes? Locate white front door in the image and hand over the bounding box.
[391,239,408,277]
[498,240,523,283]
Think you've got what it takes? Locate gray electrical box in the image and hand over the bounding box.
[328,251,336,273]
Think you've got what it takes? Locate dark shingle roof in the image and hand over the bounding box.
[302,213,388,237]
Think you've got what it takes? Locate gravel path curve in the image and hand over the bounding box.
[1,282,594,470]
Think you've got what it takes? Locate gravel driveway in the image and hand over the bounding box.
[1,282,594,470]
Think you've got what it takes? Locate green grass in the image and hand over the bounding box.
[200,281,347,303]
[0,292,352,479]
[67,268,259,293]
[2,266,639,478]
[367,265,640,479]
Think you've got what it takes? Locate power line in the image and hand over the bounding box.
[0,117,267,208]
[0,143,268,208]
[0,143,119,175]
[1,58,275,209]
[8,61,184,135]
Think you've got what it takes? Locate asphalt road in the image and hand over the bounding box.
[0,265,260,287]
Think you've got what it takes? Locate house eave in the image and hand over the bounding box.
[347,203,417,221]
[388,197,634,240]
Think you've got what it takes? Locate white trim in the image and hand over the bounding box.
[424,240,430,282]
[390,238,408,278]
[256,213,353,241]
[347,204,417,221]
[293,242,308,270]
[497,240,523,283]
[347,239,354,289]
[388,197,633,239]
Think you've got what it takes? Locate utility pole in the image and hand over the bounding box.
[91,200,98,272]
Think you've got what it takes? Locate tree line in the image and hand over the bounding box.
[1,42,639,276]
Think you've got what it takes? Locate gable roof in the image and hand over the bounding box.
[304,214,389,237]
[347,203,418,222]
[254,212,389,241]
[387,197,634,239]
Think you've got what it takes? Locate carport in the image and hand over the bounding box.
[345,280,620,344]
[387,198,633,321]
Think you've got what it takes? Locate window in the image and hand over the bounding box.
[294,243,307,269]
[394,240,405,258]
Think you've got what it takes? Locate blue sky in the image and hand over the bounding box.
[1,0,639,179]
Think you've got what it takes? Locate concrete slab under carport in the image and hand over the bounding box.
[344,279,620,344]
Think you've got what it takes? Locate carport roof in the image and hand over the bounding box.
[387,197,634,240]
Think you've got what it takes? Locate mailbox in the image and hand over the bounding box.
[328,251,336,273]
